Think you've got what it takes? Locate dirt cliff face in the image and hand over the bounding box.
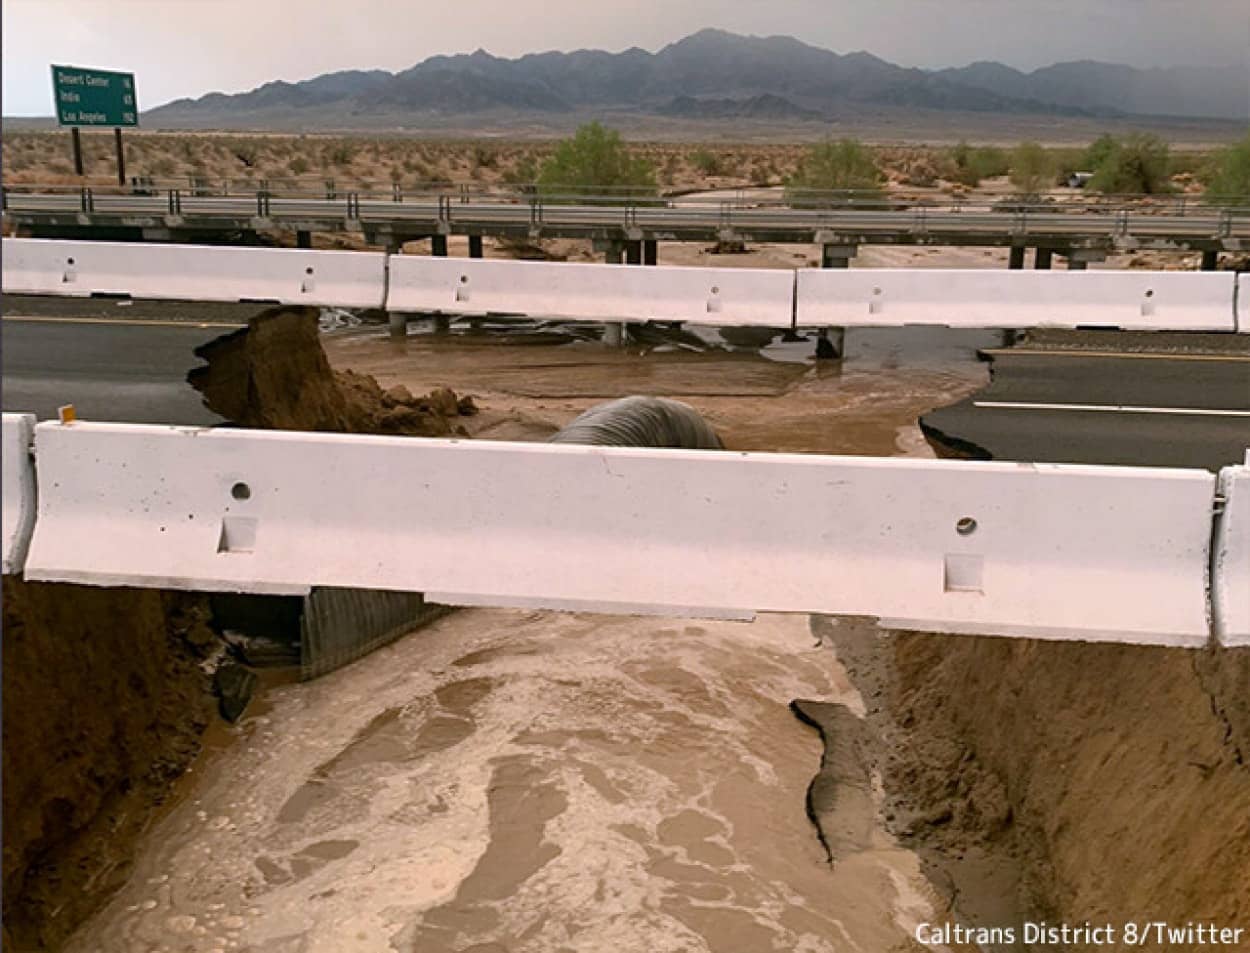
[1,580,218,952]
[187,306,473,435]
[890,634,1250,942]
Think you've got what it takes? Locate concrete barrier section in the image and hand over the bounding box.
[1213,453,1250,647]
[796,269,1237,331]
[386,256,794,327]
[2,413,37,575]
[23,421,1215,646]
[1,238,386,309]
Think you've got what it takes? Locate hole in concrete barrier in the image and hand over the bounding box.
[305,266,314,274]
[956,517,978,536]
[944,554,984,593]
[217,517,258,554]
[231,482,252,501]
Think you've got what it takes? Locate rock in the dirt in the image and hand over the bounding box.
[214,662,258,723]
[457,394,479,416]
[428,386,461,417]
[383,384,415,408]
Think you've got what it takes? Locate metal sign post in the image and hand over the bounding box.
[51,65,138,184]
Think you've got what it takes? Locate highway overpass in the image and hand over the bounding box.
[5,185,1248,268]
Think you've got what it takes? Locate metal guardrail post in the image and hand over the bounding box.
[530,197,542,226]
[79,187,94,214]
[438,195,451,223]
[326,179,337,201]
[346,192,360,219]
[168,189,182,215]
[460,184,470,205]
[1218,210,1232,238]
[392,183,402,203]
[1116,210,1130,237]
[718,201,731,229]
[256,187,271,217]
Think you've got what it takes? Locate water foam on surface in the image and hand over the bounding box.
[69,609,943,953]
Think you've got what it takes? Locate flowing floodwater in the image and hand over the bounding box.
[68,612,951,953]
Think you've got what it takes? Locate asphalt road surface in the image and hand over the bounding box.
[1,312,239,425]
[921,347,1250,471]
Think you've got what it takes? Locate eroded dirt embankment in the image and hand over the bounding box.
[187,306,475,434]
[1,580,218,952]
[888,634,1250,941]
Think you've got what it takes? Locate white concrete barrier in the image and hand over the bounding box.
[23,421,1216,647]
[1213,452,1250,647]
[1,238,386,308]
[386,256,794,327]
[796,269,1237,331]
[2,413,37,575]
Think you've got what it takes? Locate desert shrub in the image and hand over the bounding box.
[785,139,883,206]
[536,122,657,203]
[287,156,310,175]
[1087,133,1172,194]
[690,149,722,176]
[948,142,1008,187]
[1008,141,1054,196]
[1204,133,1250,204]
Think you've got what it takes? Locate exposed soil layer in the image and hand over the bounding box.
[854,628,1250,947]
[188,306,476,434]
[1,579,219,952]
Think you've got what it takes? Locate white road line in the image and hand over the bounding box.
[974,401,1250,417]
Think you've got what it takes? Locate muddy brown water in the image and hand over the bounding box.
[65,324,994,952]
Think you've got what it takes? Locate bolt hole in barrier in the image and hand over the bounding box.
[956,517,978,536]
[231,482,251,501]
[11,420,1233,648]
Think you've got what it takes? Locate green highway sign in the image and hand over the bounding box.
[51,65,138,127]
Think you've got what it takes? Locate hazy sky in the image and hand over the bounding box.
[4,0,1249,115]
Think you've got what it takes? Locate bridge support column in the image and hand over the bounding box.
[603,322,624,347]
[1065,249,1106,271]
[625,240,643,265]
[815,327,846,360]
[296,230,312,249]
[431,234,448,257]
[389,312,407,338]
[603,242,624,265]
[469,235,484,259]
[643,239,658,265]
[1201,249,1219,271]
[1034,248,1054,270]
[433,315,451,334]
[1008,246,1025,270]
[821,244,857,269]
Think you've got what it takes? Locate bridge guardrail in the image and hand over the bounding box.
[796,269,1239,332]
[387,255,794,327]
[1,238,387,309]
[1,414,37,576]
[17,420,1224,647]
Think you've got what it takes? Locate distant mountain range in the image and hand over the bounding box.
[144,29,1248,128]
